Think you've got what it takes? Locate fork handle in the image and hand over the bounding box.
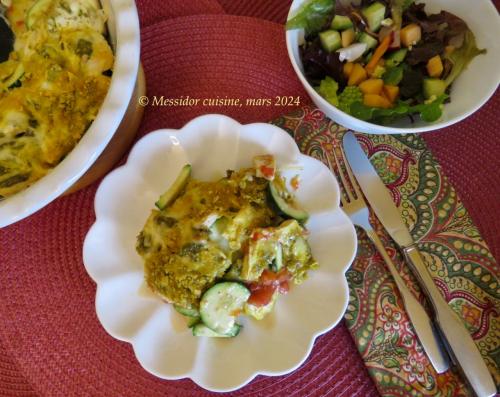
[365,229,449,373]
[403,245,497,397]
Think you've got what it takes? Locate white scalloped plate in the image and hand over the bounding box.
[83,114,357,392]
[0,0,140,227]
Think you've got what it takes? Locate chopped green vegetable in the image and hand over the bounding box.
[286,0,335,35]
[338,86,363,114]
[361,2,386,32]
[383,66,404,85]
[331,15,352,31]
[358,32,378,52]
[371,65,386,79]
[350,94,448,123]
[444,30,486,87]
[385,49,408,68]
[75,39,93,57]
[423,78,446,99]
[319,30,342,52]
[317,76,339,106]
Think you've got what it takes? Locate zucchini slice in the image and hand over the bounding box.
[199,282,250,335]
[192,323,241,337]
[173,304,199,318]
[155,164,191,210]
[187,317,200,328]
[269,178,309,223]
[26,0,54,30]
[2,64,24,89]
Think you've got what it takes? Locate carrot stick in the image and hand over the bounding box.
[365,33,392,73]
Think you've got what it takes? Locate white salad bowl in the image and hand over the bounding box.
[83,114,358,392]
[0,0,141,227]
[286,0,500,134]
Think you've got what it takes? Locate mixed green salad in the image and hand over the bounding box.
[286,0,486,125]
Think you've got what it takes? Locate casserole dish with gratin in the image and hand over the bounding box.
[0,0,140,227]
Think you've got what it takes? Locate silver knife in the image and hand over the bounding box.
[343,131,497,397]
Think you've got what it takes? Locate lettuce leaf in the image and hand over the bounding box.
[444,30,486,87]
[286,0,335,35]
[350,94,448,123]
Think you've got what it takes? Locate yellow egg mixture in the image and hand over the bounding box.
[0,0,114,199]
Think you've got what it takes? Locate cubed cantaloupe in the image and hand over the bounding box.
[359,79,384,95]
[343,62,354,78]
[383,85,399,102]
[348,63,367,86]
[364,94,392,108]
[341,28,356,48]
[426,55,443,78]
[400,23,421,47]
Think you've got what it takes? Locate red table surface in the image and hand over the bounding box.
[0,1,498,396]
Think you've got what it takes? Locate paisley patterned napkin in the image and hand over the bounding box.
[272,106,499,397]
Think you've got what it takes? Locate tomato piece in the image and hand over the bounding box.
[278,280,289,294]
[259,269,278,285]
[251,231,262,241]
[247,284,276,306]
[251,229,272,241]
[247,269,292,306]
[260,165,275,179]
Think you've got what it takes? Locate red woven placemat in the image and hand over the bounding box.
[1,1,499,396]
[0,13,378,397]
[135,0,225,28]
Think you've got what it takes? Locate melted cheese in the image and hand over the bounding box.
[137,169,277,308]
[136,168,318,310]
[0,0,113,199]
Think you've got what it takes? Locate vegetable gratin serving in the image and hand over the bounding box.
[0,0,114,200]
[136,155,318,338]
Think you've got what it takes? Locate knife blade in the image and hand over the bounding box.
[343,131,497,397]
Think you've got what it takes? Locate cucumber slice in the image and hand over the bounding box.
[173,304,200,318]
[385,48,407,68]
[26,0,54,29]
[331,15,353,31]
[155,164,191,210]
[423,78,447,99]
[357,32,378,52]
[199,282,250,335]
[361,2,386,32]
[269,179,309,223]
[192,323,241,337]
[319,30,341,53]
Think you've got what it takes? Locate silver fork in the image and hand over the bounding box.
[327,144,449,374]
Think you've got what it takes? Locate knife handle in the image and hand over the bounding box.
[364,229,449,373]
[403,245,497,397]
